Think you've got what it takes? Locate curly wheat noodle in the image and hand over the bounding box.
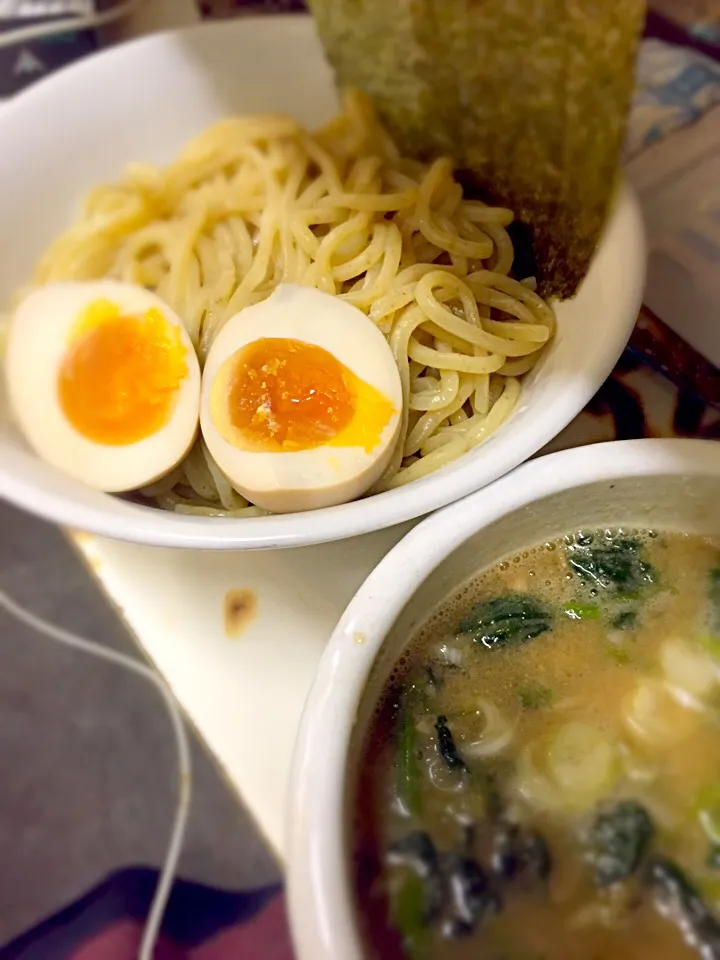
[0,588,191,960]
[10,90,555,514]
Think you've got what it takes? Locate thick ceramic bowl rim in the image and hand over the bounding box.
[287,438,720,960]
[0,17,645,549]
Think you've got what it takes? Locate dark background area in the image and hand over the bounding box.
[0,501,279,946]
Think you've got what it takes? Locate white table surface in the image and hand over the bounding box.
[72,523,412,857]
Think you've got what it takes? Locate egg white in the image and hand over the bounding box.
[200,284,402,513]
[4,280,201,493]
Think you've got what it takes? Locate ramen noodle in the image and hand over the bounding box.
[16,91,555,515]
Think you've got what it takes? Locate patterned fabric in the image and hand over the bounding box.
[0,869,293,960]
[626,37,720,157]
[650,0,720,47]
[544,306,719,459]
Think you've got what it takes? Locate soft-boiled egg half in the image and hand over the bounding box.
[5,280,201,492]
[200,284,402,513]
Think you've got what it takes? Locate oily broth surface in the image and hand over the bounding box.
[355,531,720,960]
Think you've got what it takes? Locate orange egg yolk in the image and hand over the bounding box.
[58,299,188,446]
[212,337,395,453]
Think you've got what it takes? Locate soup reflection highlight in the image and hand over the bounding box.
[354,530,720,960]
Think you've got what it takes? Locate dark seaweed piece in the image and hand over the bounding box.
[521,832,552,880]
[589,801,654,886]
[388,831,504,943]
[491,825,522,880]
[308,1,644,301]
[612,609,639,631]
[459,823,476,856]
[458,594,552,650]
[566,534,656,596]
[435,715,468,773]
[648,858,720,960]
[490,827,523,879]
[490,825,551,881]
[388,832,438,878]
[388,831,446,925]
[441,853,501,940]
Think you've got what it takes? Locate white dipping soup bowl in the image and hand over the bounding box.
[287,438,720,959]
[0,17,644,549]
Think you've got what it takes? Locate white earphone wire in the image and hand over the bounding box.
[0,586,191,960]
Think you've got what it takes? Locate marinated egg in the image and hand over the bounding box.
[4,281,201,492]
[200,284,402,513]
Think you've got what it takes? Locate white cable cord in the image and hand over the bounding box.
[0,586,191,960]
[0,0,143,50]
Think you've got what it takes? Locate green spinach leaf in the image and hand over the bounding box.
[390,870,430,960]
[563,603,600,620]
[611,609,638,631]
[517,683,554,710]
[459,594,552,650]
[397,697,423,818]
[565,533,655,596]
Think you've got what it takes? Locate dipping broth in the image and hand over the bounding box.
[354,529,720,959]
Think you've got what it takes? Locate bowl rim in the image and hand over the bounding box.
[0,16,645,549]
[286,437,720,960]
